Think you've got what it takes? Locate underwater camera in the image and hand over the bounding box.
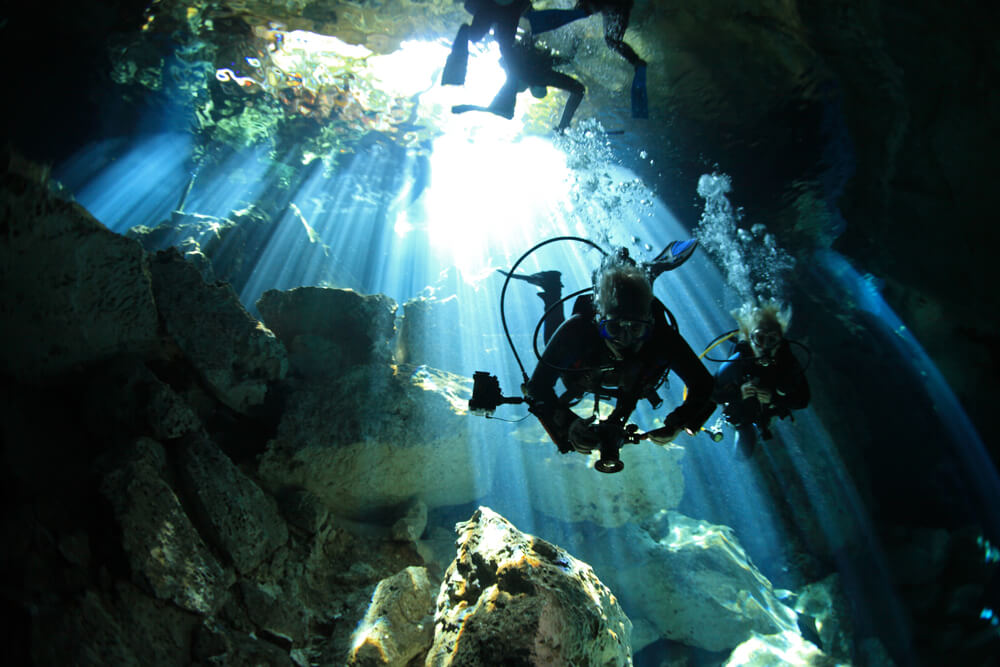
[469,371,525,416]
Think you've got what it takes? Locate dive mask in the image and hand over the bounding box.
[599,317,653,342]
[750,328,782,352]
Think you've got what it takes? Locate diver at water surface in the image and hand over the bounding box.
[442,0,533,86]
[519,0,648,118]
[504,240,714,462]
[712,301,810,458]
[451,38,585,132]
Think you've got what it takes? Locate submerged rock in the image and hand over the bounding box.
[257,286,397,377]
[175,434,289,575]
[257,362,484,518]
[622,511,800,653]
[347,565,437,667]
[100,438,235,615]
[0,153,160,379]
[428,506,633,667]
[150,248,288,414]
[518,435,687,528]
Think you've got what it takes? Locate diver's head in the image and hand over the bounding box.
[530,86,548,99]
[593,260,654,351]
[733,300,791,361]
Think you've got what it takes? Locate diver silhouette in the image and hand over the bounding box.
[451,38,585,132]
[441,0,533,86]
[522,0,648,118]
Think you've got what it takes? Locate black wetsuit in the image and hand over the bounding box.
[526,298,714,453]
[577,0,643,67]
[713,340,810,455]
[462,0,532,56]
[453,41,585,130]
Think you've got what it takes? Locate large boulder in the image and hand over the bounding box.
[175,434,289,575]
[257,363,485,518]
[347,566,437,667]
[99,438,235,615]
[428,506,633,667]
[621,511,800,652]
[257,286,397,378]
[0,151,160,380]
[514,410,688,528]
[149,248,288,414]
[395,295,462,372]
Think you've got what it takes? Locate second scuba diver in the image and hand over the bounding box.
[712,301,811,458]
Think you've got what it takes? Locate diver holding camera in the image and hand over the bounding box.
[471,237,715,473]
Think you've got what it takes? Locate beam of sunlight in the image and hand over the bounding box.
[55,133,193,234]
[814,249,1000,539]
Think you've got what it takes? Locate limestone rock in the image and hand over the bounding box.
[395,295,461,372]
[428,506,632,667]
[192,619,297,666]
[100,438,234,614]
[0,153,160,380]
[347,566,437,667]
[149,247,287,413]
[176,434,289,574]
[256,286,397,377]
[723,630,840,667]
[517,421,688,528]
[622,511,799,652]
[391,499,429,543]
[31,583,201,667]
[795,574,854,663]
[257,363,485,518]
[239,580,310,645]
[274,486,330,534]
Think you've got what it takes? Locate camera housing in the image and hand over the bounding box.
[469,371,524,416]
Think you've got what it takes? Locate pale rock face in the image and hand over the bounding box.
[257,363,488,518]
[517,437,688,528]
[428,506,633,667]
[619,511,799,653]
[347,566,437,667]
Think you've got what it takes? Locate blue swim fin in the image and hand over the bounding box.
[525,8,588,35]
[631,64,648,119]
[644,239,698,279]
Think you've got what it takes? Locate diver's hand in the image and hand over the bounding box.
[754,387,773,405]
[568,416,601,453]
[646,425,681,445]
[741,381,772,405]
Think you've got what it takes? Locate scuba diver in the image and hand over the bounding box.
[580,0,648,118]
[441,0,532,86]
[712,301,811,458]
[451,38,585,132]
[517,0,648,118]
[494,238,714,470]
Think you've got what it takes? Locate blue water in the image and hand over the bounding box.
[48,36,1000,667]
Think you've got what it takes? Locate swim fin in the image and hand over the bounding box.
[644,239,698,279]
[441,35,469,86]
[525,8,588,35]
[496,269,563,294]
[631,64,648,119]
